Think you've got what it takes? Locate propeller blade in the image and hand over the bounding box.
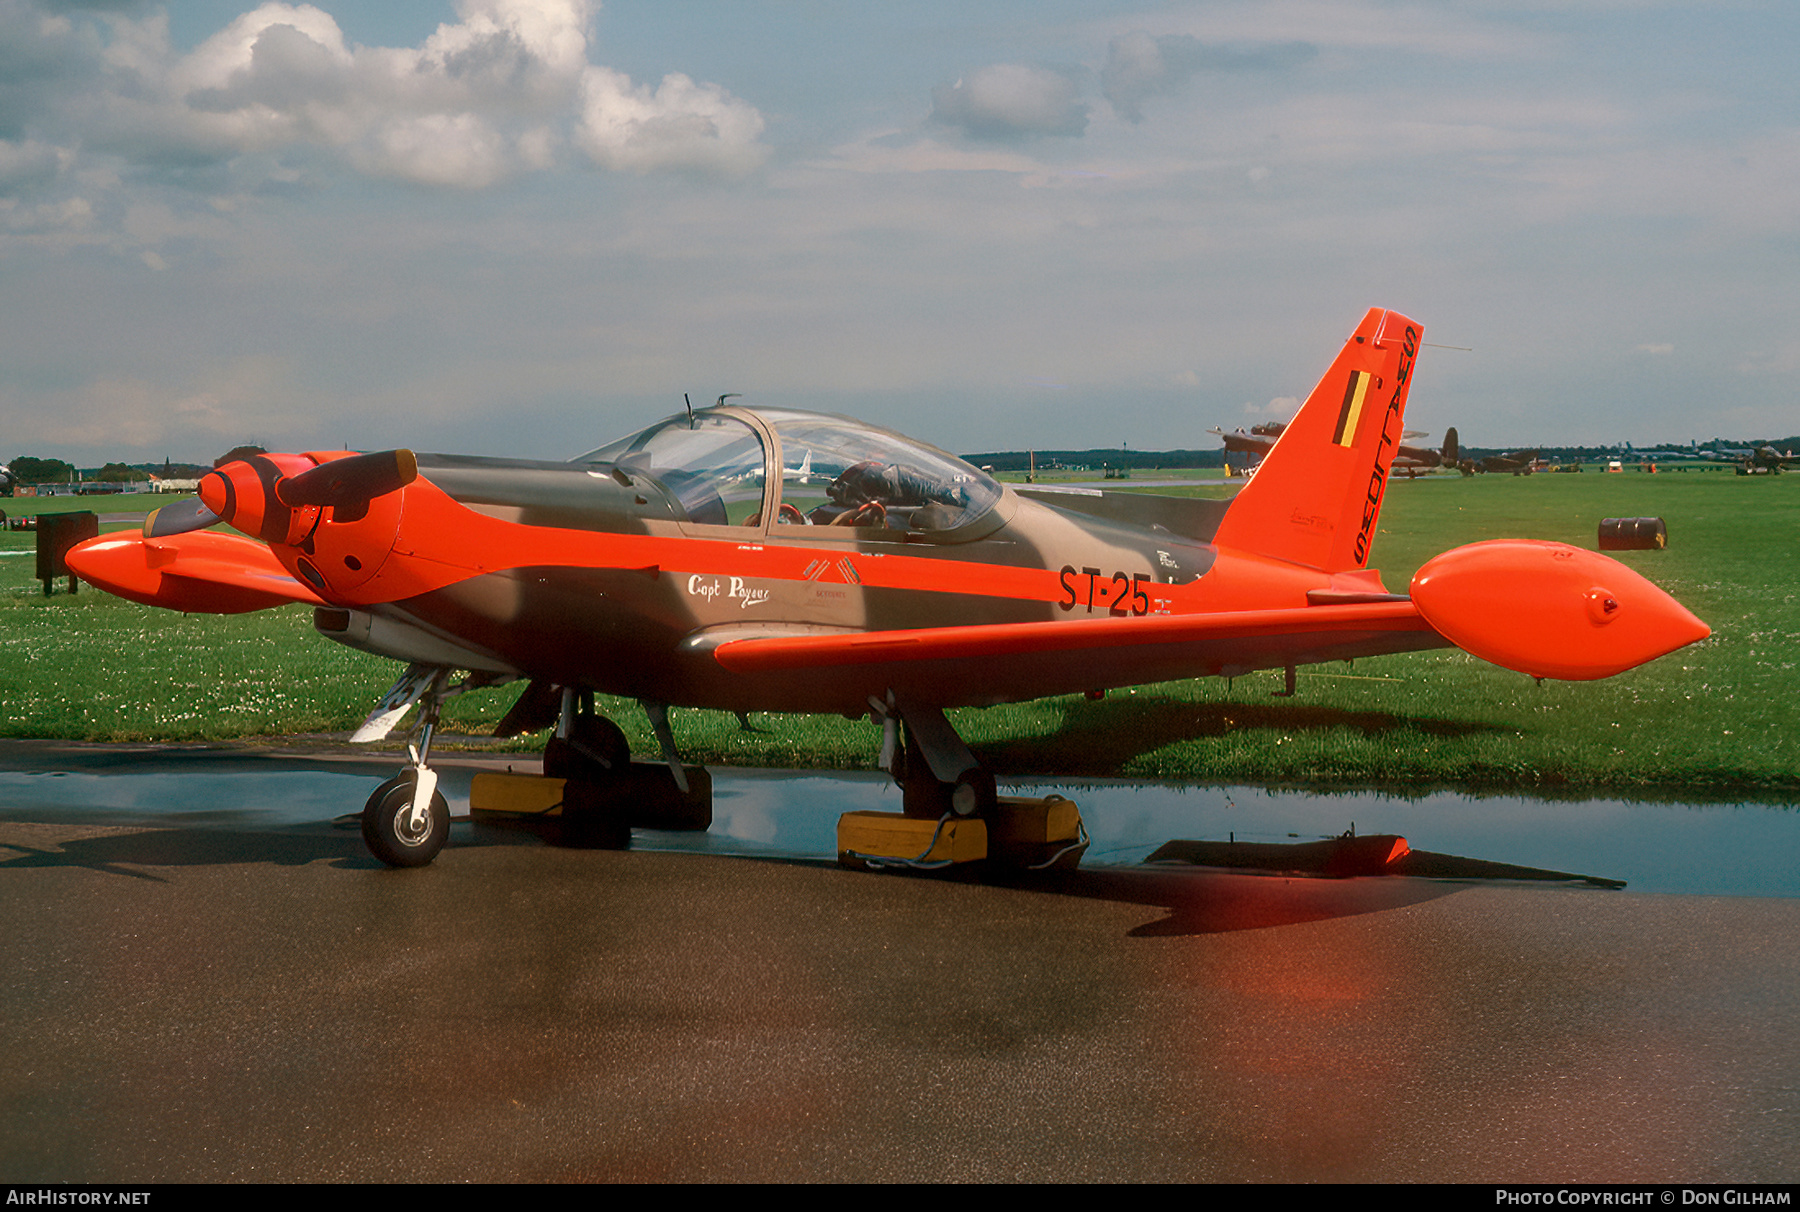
[143,496,221,538]
[277,449,417,508]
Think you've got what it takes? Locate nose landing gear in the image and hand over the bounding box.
[361,766,449,867]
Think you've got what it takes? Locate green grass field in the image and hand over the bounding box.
[1,470,1792,800]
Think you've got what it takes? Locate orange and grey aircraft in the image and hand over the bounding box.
[67,308,1710,867]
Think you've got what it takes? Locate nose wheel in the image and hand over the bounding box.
[360,667,457,867]
[362,769,449,867]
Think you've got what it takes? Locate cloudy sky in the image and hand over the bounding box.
[1,0,1794,466]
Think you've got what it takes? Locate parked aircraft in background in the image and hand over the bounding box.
[1736,444,1800,475]
[67,308,1709,867]
[1207,420,1290,474]
[1216,421,1456,480]
[1390,428,1459,478]
[1464,448,1543,475]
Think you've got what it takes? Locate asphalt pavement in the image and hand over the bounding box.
[1,741,1795,1183]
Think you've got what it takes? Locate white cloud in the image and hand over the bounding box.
[931,64,1088,140]
[178,3,354,98]
[575,66,768,175]
[0,0,768,192]
[353,111,513,188]
[165,0,586,187]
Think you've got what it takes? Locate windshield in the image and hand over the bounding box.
[763,410,1001,535]
[576,406,1003,536]
[576,413,766,527]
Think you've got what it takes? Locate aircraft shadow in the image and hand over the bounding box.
[973,862,1465,936]
[0,820,1468,937]
[0,826,382,877]
[976,696,1509,776]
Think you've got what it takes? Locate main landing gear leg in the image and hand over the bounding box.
[362,668,452,868]
[541,687,630,782]
[642,700,689,794]
[532,687,633,850]
[883,694,997,821]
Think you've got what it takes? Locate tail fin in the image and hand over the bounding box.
[1212,308,1422,572]
[1442,426,1458,467]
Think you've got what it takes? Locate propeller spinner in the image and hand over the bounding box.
[163,449,420,544]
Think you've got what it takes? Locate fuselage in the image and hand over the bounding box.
[67,311,1712,707]
[300,407,1445,714]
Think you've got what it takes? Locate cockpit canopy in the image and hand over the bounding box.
[575,406,1004,539]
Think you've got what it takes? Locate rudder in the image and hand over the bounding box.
[1211,308,1422,572]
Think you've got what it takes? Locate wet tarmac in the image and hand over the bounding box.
[2,739,1797,1182]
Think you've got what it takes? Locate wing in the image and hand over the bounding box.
[66,530,324,614]
[714,539,1711,693]
[712,601,1447,694]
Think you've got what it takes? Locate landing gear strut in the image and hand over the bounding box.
[363,667,454,867]
[542,688,630,781]
[876,693,999,820]
[544,688,635,848]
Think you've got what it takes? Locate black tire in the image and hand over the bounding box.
[560,779,632,850]
[542,714,630,780]
[898,726,996,819]
[948,767,997,818]
[361,772,450,867]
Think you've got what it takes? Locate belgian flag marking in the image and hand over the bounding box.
[1332,370,1371,448]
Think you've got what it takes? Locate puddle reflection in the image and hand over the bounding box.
[1,760,1794,897]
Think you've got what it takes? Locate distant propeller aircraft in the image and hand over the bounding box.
[1465,448,1542,475]
[1214,421,1455,478]
[1208,420,1291,464]
[1735,444,1800,475]
[68,309,1709,867]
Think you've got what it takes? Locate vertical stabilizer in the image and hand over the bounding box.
[1212,308,1422,572]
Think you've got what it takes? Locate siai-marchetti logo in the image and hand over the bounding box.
[687,574,771,610]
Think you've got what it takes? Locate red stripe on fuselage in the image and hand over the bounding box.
[288,476,1335,618]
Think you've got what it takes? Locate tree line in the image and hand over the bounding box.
[4,457,213,484]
